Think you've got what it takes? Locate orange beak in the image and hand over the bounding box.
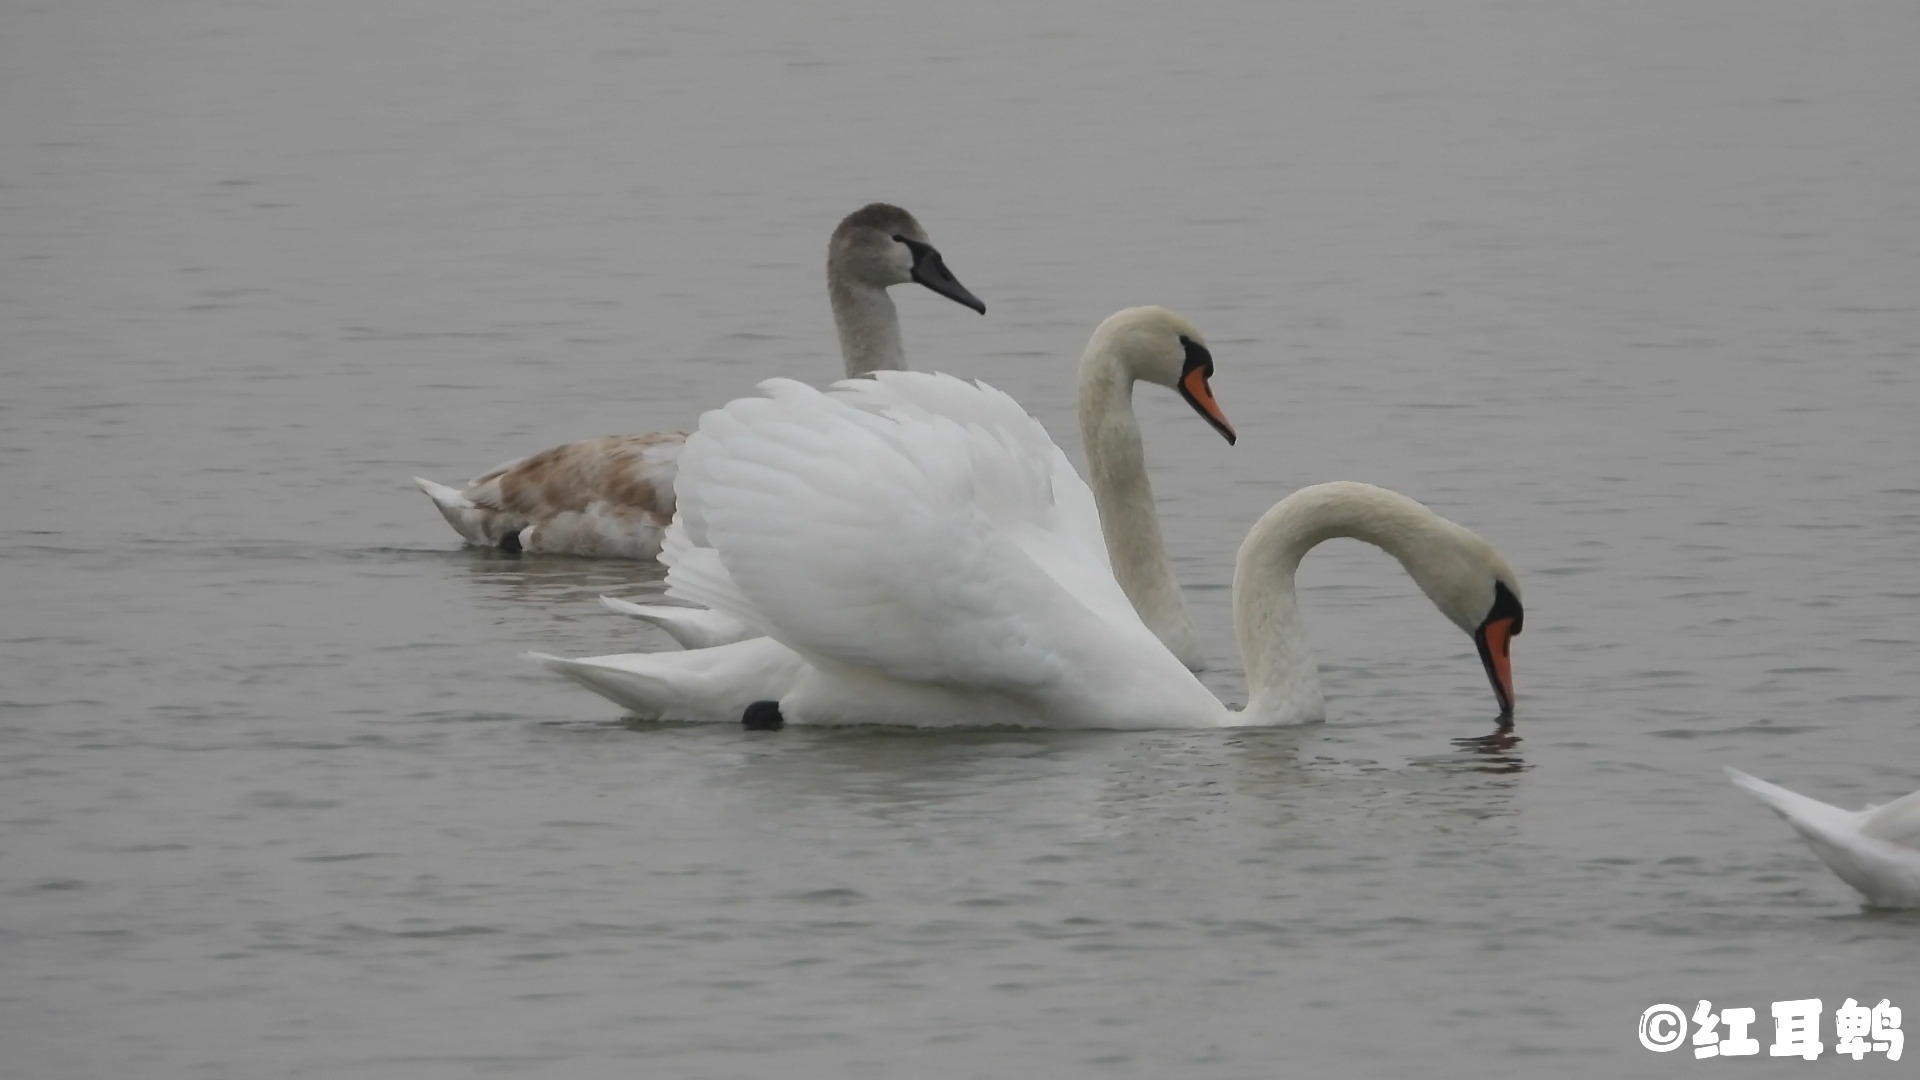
[1475,617,1517,716]
[1178,366,1237,444]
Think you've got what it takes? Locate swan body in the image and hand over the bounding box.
[594,304,1237,665]
[414,435,682,558]
[413,203,984,559]
[534,308,1522,729]
[1726,766,1920,908]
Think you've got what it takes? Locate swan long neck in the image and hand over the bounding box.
[1078,345,1203,668]
[1232,483,1451,725]
[828,270,907,378]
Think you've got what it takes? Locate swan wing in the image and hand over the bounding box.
[663,375,1146,692]
[462,435,681,517]
[836,371,1112,577]
[592,372,1112,653]
[1860,786,1920,849]
[1727,767,1920,908]
[597,596,757,650]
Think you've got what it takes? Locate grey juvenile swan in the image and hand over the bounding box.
[412,203,984,559]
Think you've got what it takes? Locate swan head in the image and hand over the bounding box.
[829,203,986,314]
[1086,306,1236,444]
[1400,523,1524,718]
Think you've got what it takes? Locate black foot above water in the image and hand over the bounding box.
[742,700,785,731]
[497,529,523,554]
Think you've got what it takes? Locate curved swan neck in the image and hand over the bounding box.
[1232,483,1453,725]
[1078,343,1204,669]
[828,273,907,377]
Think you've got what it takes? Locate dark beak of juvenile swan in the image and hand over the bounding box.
[895,234,987,315]
[1474,581,1523,717]
[1176,336,1236,445]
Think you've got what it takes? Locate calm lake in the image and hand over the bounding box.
[3,1,1917,1076]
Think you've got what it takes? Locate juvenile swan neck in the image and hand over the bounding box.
[829,273,907,377]
[1078,345,1203,669]
[1232,483,1443,725]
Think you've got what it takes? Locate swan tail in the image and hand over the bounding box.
[413,476,472,510]
[597,597,756,650]
[413,476,513,547]
[524,638,809,725]
[524,651,692,720]
[1727,767,1920,908]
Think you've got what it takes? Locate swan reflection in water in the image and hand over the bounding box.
[1445,720,1527,776]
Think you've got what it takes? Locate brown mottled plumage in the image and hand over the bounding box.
[416,433,683,558]
[470,434,682,519]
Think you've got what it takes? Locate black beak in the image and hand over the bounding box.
[896,235,986,315]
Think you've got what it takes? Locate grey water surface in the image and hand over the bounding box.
[4,1,1918,1076]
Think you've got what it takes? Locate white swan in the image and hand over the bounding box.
[1726,767,1920,908]
[604,301,1237,668]
[412,203,984,559]
[531,307,1522,729]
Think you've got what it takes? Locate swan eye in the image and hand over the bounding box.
[1178,335,1214,377]
[1487,581,1523,636]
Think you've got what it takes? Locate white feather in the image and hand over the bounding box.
[665,377,1151,698]
[1727,766,1920,908]
[597,597,756,650]
[526,639,808,724]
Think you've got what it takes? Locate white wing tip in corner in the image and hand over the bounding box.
[1725,765,1790,807]
[1725,765,1859,833]
[599,595,647,616]
[1725,764,1792,795]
